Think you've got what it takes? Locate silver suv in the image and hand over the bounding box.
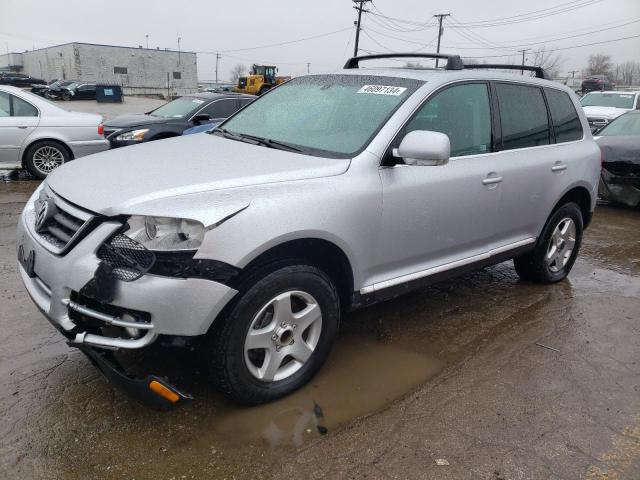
[17,54,601,409]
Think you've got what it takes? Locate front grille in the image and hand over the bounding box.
[34,190,94,253]
[97,234,156,281]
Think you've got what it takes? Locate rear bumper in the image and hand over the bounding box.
[17,188,239,349]
[68,139,110,158]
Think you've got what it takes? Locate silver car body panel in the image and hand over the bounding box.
[0,85,108,168]
[18,68,601,347]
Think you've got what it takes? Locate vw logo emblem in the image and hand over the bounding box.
[35,198,50,232]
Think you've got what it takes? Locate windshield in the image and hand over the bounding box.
[219,74,423,157]
[599,114,640,136]
[580,93,636,109]
[150,96,206,118]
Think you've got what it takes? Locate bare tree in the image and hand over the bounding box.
[530,47,564,78]
[613,61,640,86]
[586,54,613,76]
[229,64,246,82]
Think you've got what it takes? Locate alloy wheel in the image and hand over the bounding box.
[32,146,65,175]
[546,217,576,273]
[244,290,323,382]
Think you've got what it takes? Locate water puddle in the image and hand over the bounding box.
[210,334,443,448]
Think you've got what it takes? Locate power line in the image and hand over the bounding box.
[447,17,640,50]
[461,32,640,58]
[450,0,604,28]
[197,27,353,54]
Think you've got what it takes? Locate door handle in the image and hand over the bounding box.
[17,125,29,129]
[482,176,503,185]
[551,164,567,172]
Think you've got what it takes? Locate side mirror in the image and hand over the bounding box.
[393,130,450,166]
[192,113,211,125]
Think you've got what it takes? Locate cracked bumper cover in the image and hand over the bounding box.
[17,197,239,348]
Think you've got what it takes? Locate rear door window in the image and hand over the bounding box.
[544,88,583,143]
[496,83,551,150]
[401,82,492,157]
[201,99,238,119]
[11,95,38,117]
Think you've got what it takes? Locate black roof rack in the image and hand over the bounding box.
[463,64,549,79]
[343,53,464,71]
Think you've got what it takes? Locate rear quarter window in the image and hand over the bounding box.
[496,83,551,150]
[545,88,583,143]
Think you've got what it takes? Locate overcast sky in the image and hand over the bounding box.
[2,0,639,80]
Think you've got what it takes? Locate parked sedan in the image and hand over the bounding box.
[47,82,97,101]
[0,85,109,178]
[596,111,640,207]
[0,72,46,87]
[103,92,254,148]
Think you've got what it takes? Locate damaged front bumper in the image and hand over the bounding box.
[599,167,640,207]
[78,346,192,411]
[17,187,239,409]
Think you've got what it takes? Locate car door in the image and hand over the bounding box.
[0,91,39,166]
[485,82,570,250]
[76,84,95,100]
[373,82,501,288]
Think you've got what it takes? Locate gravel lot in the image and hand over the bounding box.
[1,177,638,479]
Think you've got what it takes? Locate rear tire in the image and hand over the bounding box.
[257,86,271,96]
[203,264,340,405]
[514,202,583,283]
[62,92,71,101]
[24,141,70,179]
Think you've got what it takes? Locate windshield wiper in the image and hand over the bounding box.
[212,128,302,153]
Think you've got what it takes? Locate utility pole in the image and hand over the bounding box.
[433,13,450,68]
[215,53,221,84]
[145,34,149,49]
[306,62,311,74]
[353,0,371,57]
[177,36,181,64]
[568,69,579,87]
[518,48,530,74]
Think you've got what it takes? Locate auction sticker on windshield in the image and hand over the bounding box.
[358,85,407,96]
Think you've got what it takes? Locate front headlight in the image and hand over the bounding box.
[116,129,149,141]
[124,216,204,251]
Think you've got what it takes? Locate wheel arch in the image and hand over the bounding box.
[550,185,593,229]
[231,237,356,312]
[21,137,74,168]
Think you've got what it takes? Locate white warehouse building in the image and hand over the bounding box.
[0,42,198,97]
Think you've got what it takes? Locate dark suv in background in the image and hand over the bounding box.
[0,72,46,87]
[581,75,615,93]
[103,92,254,147]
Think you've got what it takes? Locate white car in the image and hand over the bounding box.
[580,90,640,132]
[0,85,109,178]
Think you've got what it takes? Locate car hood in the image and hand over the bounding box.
[582,106,629,119]
[597,136,640,166]
[47,133,350,219]
[104,114,175,129]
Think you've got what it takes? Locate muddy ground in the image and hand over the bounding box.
[1,176,638,480]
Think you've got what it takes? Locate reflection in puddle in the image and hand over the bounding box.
[210,336,443,448]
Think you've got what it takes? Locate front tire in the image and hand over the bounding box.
[24,141,70,179]
[514,202,583,283]
[204,264,340,405]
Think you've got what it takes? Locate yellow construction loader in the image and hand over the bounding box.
[233,65,291,96]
